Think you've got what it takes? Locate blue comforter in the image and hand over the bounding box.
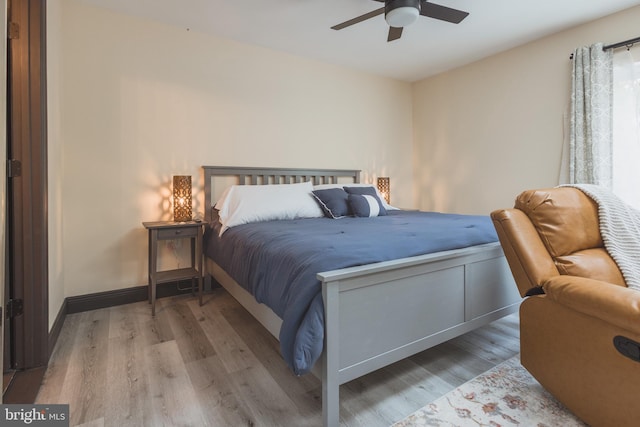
[204,210,498,375]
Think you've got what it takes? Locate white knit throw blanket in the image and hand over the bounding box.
[565,184,640,290]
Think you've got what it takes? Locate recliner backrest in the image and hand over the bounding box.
[515,188,625,286]
[515,188,601,257]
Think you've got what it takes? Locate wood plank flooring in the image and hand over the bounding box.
[36,289,520,427]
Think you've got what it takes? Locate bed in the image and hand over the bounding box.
[202,166,520,426]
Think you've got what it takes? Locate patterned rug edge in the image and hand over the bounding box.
[391,355,588,427]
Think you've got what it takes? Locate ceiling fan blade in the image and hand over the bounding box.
[420,1,469,24]
[331,7,384,30]
[387,26,403,42]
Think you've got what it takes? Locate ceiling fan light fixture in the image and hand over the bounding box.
[385,0,420,28]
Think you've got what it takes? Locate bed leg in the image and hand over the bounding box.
[322,281,340,427]
[204,273,211,292]
[204,272,220,293]
[322,371,339,427]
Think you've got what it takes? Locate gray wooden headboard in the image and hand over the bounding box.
[202,166,361,223]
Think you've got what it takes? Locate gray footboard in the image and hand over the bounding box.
[318,242,519,426]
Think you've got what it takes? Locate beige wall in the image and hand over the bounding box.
[412,6,640,215]
[50,0,413,305]
[47,0,640,326]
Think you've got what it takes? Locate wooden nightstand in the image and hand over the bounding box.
[142,221,204,316]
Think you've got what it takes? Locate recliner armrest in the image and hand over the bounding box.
[491,208,559,296]
[543,275,640,335]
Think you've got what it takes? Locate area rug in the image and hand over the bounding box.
[392,355,588,427]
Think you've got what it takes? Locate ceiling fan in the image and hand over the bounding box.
[331,0,469,42]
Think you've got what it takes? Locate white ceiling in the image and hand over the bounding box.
[81,0,640,82]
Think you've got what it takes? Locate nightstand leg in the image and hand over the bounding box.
[150,229,158,316]
[151,277,157,316]
[197,225,203,306]
[147,231,152,303]
[190,237,196,296]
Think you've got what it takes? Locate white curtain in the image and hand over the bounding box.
[612,48,640,209]
[561,43,613,186]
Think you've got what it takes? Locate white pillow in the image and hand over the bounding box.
[313,183,399,210]
[215,181,323,235]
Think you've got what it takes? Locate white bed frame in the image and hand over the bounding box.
[202,166,520,426]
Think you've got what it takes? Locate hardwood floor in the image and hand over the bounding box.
[36,289,520,427]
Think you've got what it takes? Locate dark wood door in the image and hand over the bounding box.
[1,0,5,382]
[4,0,48,395]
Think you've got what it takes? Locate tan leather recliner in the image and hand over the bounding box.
[491,187,640,427]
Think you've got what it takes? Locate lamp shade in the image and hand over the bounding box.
[173,175,192,222]
[377,177,390,204]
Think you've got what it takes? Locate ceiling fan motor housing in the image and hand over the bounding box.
[385,0,421,28]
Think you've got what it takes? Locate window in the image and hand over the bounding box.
[612,49,640,209]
